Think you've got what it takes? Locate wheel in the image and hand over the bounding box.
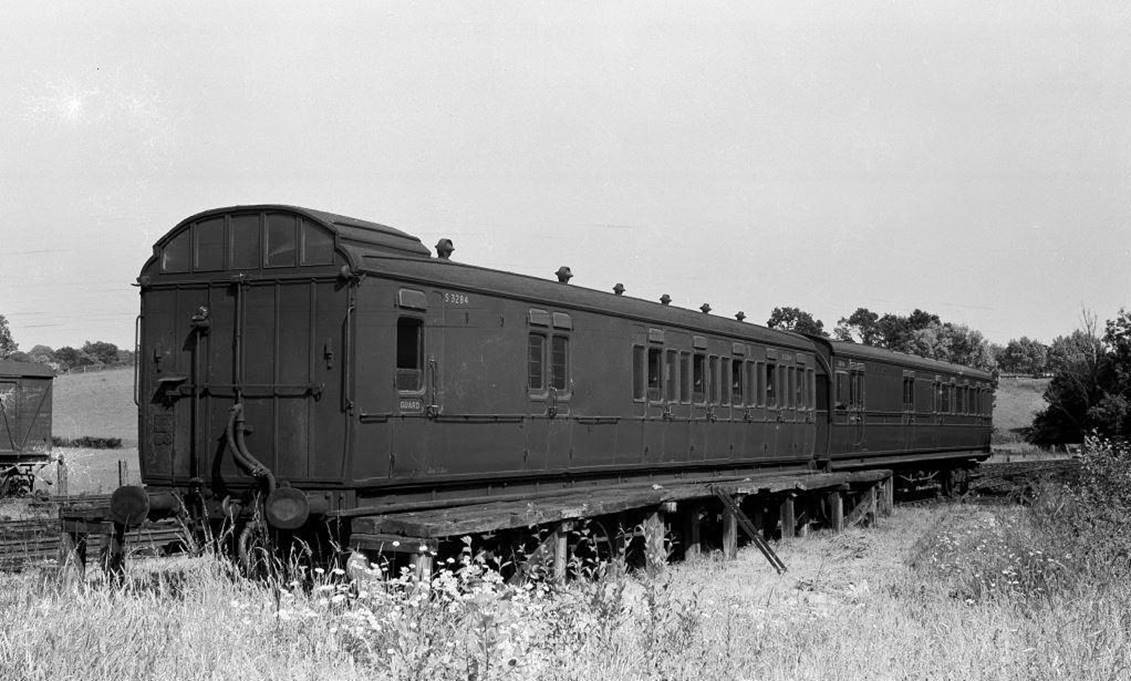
[941,468,969,498]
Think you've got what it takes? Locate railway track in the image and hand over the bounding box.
[0,495,183,571]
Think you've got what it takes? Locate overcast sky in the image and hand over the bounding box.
[2,2,1129,350]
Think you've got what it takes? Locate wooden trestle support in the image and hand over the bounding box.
[51,470,895,580]
[344,468,895,581]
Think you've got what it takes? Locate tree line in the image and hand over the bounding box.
[765,305,1131,446]
[0,314,134,373]
[764,306,995,371]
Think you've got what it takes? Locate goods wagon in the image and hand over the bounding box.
[0,359,53,496]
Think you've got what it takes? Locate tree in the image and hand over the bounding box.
[82,340,120,366]
[995,337,1050,375]
[53,346,93,371]
[1029,309,1125,445]
[27,345,54,365]
[834,308,880,344]
[766,307,827,336]
[0,315,17,358]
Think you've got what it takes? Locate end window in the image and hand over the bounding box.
[266,214,297,268]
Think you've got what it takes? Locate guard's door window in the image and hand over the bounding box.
[396,317,423,391]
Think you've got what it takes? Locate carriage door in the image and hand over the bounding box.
[849,363,865,449]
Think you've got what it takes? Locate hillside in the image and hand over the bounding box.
[52,367,136,446]
[992,376,1050,443]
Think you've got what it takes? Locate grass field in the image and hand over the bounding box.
[52,367,137,447]
[992,376,1049,438]
[2,501,1127,680]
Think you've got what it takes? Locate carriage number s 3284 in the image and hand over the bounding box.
[443,292,470,305]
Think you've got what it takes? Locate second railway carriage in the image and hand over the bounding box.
[810,339,993,493]
[121,204,992,542]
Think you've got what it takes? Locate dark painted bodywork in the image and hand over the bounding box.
[135,205,992,515]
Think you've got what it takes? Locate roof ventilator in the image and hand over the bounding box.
[435,239,454,260]
[555,266,573,284]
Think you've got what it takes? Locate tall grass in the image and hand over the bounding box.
[5,443,1131,681]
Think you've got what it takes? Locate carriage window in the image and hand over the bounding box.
[807,368,815,409]
[301,219,334,265]
[195,218,225,271]
[849,371,863,409]
[692,353,706,403]
[902,377,915,411]
[721,358,731,405]
[528,334,545,391]
[550,335,569,391]
[266,214,297,267]
[746,362,757,406]
[665,350,678,402]
[679,353,691,403]
[162,230,191,273]
[396,317,423,391]
[732,359,744,405]
[835,372,847,409]
[648,347,663,401]
[756,362,766,406]
[709,356,720,404]
[230,214,261,269]
[794,366,804,408]
[632,346,645,401]
[766,363,777,407]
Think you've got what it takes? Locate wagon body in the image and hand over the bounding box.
[0,359,53,465]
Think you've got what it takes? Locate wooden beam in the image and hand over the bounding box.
[828,490,844,532]
[643,511,667,573]
[552,523,569,583]
[845,483,878,528]
[780,495,796,539]
[413,553,434,582]
[682,504,701,559]
[722,503,738,560]
[879,475,894,516]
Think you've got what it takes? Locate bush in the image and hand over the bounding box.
[913,435,1131,604]
[52,436,122,449]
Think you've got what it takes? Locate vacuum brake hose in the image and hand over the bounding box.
[226,403,277,494]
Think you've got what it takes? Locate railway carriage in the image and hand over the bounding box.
[112,204,992,565]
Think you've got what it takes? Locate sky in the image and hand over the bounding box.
[1,1,1129,351]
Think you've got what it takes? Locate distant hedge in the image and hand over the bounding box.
[52,435,122,449]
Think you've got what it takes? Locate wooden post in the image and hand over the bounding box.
[57,456,68,497]
[552,523,569,583]
[780,495,796,539]
[722,502,738,560]
[880,475,894,516]
[682,504,701,560]
[58,527,87,584]
[828,490,844,532]
[868,484,878,524]
[414,553,434,582]
[643,511,667,573]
